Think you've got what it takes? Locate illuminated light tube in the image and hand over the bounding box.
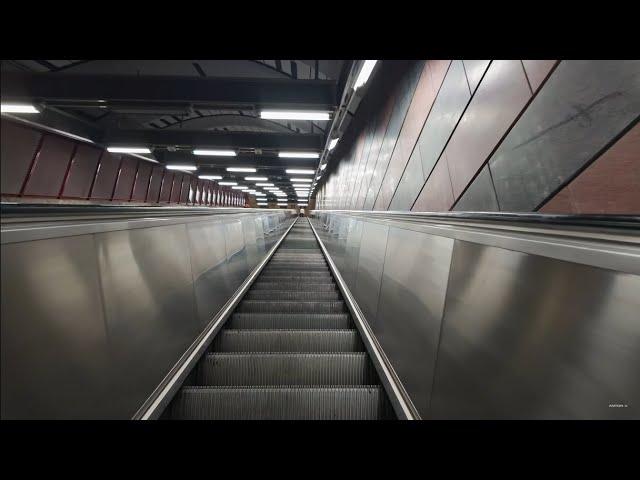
[320,163,327,171]
[292,183,311,188]
[278,152,320,159]
[108,146,152,154]
[232,186,249,190]
[245,176,268,181]
[218,181,237,186]
[316,176,321,180]
[255,193,267,197]
[257,203,268,206]
[193,149,236,156]
[328,138,339,151]
[353,60,378,90]
[285,169,315,174]
[290,177,312,183]
[277,203,289,206]
[199,175,222,180]
[256,183,274,187]
[1,103,40,114]
[298,203,309,207]
[246,190,257,193]
[260,110,330,121]
[226,167,256,172]
[166,164,197,171]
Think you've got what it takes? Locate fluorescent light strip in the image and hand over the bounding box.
[226,167,256,172]
[232,186,249,190]
[218,181,237,186]
[108,146,152,154]
[290,178,312,183]
[298,204,308,207]
[328,138,339,151]
[292,183,311,188]
[166,164,197,171]
[260,110,330,121]
[245,176,268,181]
[257,203,268,206]
[199,175,222,180]
[256,183,274,187]
[320,163,327,171]
[279,152,320,159]
[285,169,315,174]
[277,203,289,206]
[1,103,40,114]
[193,149,236,156]
[354,60,378,90]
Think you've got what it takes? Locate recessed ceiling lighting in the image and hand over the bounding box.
[193,149,236,156]
[328,138,339,151]
[218,181,237,186]
[298,203,309,207]
[277,203,289,206]
[279,152,320,159]
[245,176,268,181]
[256,183,274,187]
[255,193,267,197]
[354,60,378,90]
[166,164,197,171]
[290,178,312,183]
[226,167,256,172]
[286,169,315,174]
[232,186,249,190]
[1,103,40,114]
[108,147,152,154]
[257,202,268,206]
[199,175,223,180]
[292,183,311,188]
[260,110,330,121]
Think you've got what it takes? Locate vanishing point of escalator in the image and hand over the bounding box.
[168,218,395,420]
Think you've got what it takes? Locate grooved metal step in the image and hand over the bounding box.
[252,282,338,291]
[211,330,364,352]
[238,300,345,313]
[258,276,335,283]
[257,270,332,277]
[170,386,393,420]
[198,353,376,386]
[245,291,341,301]
[228,313,352,329]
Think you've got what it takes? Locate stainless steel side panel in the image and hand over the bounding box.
[343,218,364,291]
[95,224,199,417]
[241,215,259,271]
[223,219,248,291]
[376,227,454,416]
[1,235,112,419]
[354,221,390,332]
[430,240,640,419]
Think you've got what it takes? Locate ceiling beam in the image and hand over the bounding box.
[104,130,324,150]
[1,72,337,109]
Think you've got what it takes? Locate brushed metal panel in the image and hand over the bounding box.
[389,147,426,211]
[431,240,640,419]
[489,60,640,212]
[96,224,198,416]
[416,60,471,182]
[1,235,112,419]
[376,227,454,416]
[62,144,102,198]
[343,218,364,291]
[453,165,500,212]
[131,162,152,201]
[23,134,74,197]
[1,119,42,195]
[224,219,248,291]
[412,152,455,212]
[90,152,120,199]
[354,221,390,332]
[241,216,259,270]
[463,60,491,94]
[253,216,266,256]
[186,220,232,327]
[522,60,557,93]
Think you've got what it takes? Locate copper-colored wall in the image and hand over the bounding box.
[316,60,640,214]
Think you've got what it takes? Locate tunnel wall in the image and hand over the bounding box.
[1,210,293,419]
[0,118,248,207]
[316,60,640,214]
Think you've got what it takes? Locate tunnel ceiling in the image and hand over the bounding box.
[0,59,351,197]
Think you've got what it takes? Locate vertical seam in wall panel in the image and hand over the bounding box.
[144,167,154,203]
[58,143,78,198]
[371,225,392,342]
[534,113,640,212]
[129,159,140,201]
[449,60,562,211]
[461,60,473,96]
[426,238,457,418]
[18,134,46,196]
[110,155,124,201]
[486,163,502,211]
[520,60,535,96]
[87,151,104,199]
[388,60,452,209]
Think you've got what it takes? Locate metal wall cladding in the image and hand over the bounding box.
[241,215,260,271]
[453,165,500,212]
[462,60,491,94]
[430,240,640,419]
[343,218,364,291]
[354,221,390,331]
[23,134,75,197]
[224,219,249,291]
[375,227,454,416]
[1,235,112,419]
[489,59,640,211]
[63,145,102,198]
[96,224,199,414]
[389,148,426,211]
[0,119,42,195]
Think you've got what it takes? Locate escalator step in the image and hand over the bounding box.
[228,313,352,329]
[257,270,332,277]
[238,300,345,313]
[258,276,334,283]
[197,352,376,386]
[245,291,341,301]
[211,330,364,352]
[252,282,337,291]
[170,386,393,420]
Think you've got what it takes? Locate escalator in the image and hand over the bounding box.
[167,218,395,420]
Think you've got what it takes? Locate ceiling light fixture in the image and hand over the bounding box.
[279,152,320,159]
[320,163,327,171]
[193,149,236,156]
[245,176,268,181]
[353,60,378,90]
[166,164,197,171]
[218,181,238,186]
[108,147,152,154]
[1,103,40,114]
[328,138,339,151]
[256,183,274,187]
[199,175,223,180]
[285,169,315,174]
[260,110,330,121]
[290,178,312,183]
[226,167,256,172]
[232,186,249,190]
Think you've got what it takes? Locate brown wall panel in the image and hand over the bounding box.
[540,122,640,214]
[170,174,183,203]
[147,166,165,202]
[90,153,121,199]
[23,135,75,197]
[131,162,152,201]
[445,60,532,204]
[412,152,455,212]
[159,171,173,202]
[1,120,43,195]
[522,60,558,93]
[111,156,138,200]
[62,145,102,198]
[376,60,449,210]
